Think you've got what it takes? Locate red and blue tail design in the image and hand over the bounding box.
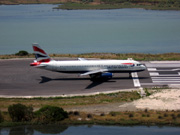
[30,43,51,66]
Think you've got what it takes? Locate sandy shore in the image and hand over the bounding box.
[66,89,180,113]
[123,89,180,111]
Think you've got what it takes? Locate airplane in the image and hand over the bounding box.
[30,43,146,81]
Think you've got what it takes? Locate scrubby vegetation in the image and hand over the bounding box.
[15,50,29,56]
[35,105,68,123]
[1,52,180,61]
[0,91,180,126]
[0,111,4,123]
[8,103,33,122]
[0,92,141,111]
[0,104,68,125]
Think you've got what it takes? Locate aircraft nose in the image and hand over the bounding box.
[141,64,146,70]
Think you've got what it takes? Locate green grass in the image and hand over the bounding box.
[0,91,140,111]
[61,110,180,125]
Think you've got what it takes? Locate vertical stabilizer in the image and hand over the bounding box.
[32,43,51,62]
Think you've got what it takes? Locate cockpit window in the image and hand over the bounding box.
[137,64,142,66]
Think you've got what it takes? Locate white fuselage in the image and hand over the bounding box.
[39,60,146,73]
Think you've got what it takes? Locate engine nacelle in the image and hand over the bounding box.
[101,72,113,79]
[90,72,113,81]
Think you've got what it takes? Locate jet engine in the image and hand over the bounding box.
[90,72,113,81]
[101,72,113,79]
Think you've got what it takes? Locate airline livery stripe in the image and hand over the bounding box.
[122,63,133,65]
[33,46,46,55]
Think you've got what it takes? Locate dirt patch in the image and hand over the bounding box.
[126,89,180,111]
[66,89,180,113]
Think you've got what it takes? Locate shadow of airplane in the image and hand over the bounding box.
[39,76,116,89]
[39,76,89,84]
[85,80,116,89]
[39,76,149,89]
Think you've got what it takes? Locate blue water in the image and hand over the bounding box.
[1,125,180,135]
[0,4,180,54]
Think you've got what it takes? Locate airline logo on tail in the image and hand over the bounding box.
[30,43,51,66]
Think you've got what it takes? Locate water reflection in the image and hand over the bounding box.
[33,125,68,134]
[0,125,68,135]
[1,125,180,135]
[9,126,34,135]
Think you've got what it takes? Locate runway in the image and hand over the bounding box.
[0,59,179,96]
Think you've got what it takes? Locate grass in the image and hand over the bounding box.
[50,110,180,125]
[0,90,180,126]
[0,91,140,112]
[1,110,180,127]
[1,52,180,61]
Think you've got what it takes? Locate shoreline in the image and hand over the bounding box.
[0,1,180,11]
[55,3,180,10]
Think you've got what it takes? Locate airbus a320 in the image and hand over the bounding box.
[30,43,146,81]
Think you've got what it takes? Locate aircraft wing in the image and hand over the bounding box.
[80,69,109,76]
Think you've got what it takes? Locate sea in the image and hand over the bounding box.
[0,4,180,54]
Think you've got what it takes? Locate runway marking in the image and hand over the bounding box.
[152,81,180,82]
[131,72,141,87]
[153,75,180,77]
[148,66,180,85]
[152,77,180,79]
[172,68,180,71]
[149,72,159,76]
[147,68,156,71]
[152,78,180,81]
[148,68,180,72]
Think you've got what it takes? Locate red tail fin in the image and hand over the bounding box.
[32,43,51,62]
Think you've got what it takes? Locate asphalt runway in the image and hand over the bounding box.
[0,59,179,96]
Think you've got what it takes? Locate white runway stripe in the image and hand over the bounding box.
[152,78,180,81]
[148,68,180,72]
[147,68,156,71]
[131,72,141,87]
[149,72,159,76]
[151,74,180,77]
[153,81,180,82]
[152,77,180,79]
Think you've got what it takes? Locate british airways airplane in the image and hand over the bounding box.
[30,43,146,81]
